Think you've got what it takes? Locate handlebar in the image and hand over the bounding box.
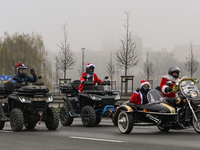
[173,78,196,93]
[101,81,110,86]
[82,80,110,86]
[82,81,94,85]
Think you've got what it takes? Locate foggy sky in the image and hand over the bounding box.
[1,0,200,53]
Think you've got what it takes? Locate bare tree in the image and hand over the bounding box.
[184,41,198,78]
[107,51,115,89]
[116,12,139,76]
[142,51,154,80]
[56,23,76,79]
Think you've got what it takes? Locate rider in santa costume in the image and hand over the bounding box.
[160,67,181,98]
[78,63,103,93]
[130,80,150,104]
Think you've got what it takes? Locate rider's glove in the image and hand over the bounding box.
[165,87,172,93]
[30,69,35,75]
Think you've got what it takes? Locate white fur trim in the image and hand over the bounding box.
[140,82,150,88]
[139,91,143,104]
[162,85,169,94]
[175,93,178,98]
[134,91,139,95]
[162,75,181,83]
[17,63,26,70]
[86,74,94,81]
[87,63,95,68]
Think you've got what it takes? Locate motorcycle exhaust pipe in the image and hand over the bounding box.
[146,114,161,124]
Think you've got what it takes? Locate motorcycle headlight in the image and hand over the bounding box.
[190,91,198,98]
[90,95,101,100]
[19,97,31,103]
[46,96,54,102]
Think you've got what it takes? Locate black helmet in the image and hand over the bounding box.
[168,67,180,79]
[17,63,27,77]
[86,63,95,75]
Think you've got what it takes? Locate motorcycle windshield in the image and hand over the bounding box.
[147,89,165,103]
[179,76,199,97]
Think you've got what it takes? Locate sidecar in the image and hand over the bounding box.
[114,89,177,134]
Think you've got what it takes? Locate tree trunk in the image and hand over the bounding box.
[64,70,66,79]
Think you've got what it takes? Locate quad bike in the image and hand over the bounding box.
[0,76,59,131]
[0,81,13,130]
[59,76,120,127]
[114,76,200,134]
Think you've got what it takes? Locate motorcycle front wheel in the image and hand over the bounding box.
[193,111,200,134]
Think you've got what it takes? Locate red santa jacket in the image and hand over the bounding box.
[78,72,103,92]
[130,91,143,104]
[160,75,181,98]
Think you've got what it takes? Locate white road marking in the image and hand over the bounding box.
[69,136,124,143]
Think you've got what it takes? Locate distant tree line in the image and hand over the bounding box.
[0,32,52,88]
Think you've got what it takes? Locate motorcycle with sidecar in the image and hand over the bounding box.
[114,77,200,134]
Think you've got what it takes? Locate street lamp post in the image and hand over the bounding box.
[81,48,85,73]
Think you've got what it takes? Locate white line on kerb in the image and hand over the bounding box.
[69,136,124,143]
[0,130,12,133]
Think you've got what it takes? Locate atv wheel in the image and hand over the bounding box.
[24,122,37,129]
[157,125,170,132]
[0,121,5,130]
[10,108,24,131]
[81,106,96,127]
[95,115,101,125]
[193,111,200,134]
[60,105,73,126]
[45,107,59,130]
[118,111,133,134]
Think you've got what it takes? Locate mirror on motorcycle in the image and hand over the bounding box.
[195,79,199,84]
[166,81,172,86]
[13,77,19,81]
[83,76,88,79]
[38,76,42,79]
[104,76,109,80]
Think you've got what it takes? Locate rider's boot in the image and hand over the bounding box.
[0,114,10,122]
[0,105,9,121]
[178,122,185,129]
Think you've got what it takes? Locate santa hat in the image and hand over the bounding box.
[16,63,27,69]
[86,63,95,68]
[140,80,150,88]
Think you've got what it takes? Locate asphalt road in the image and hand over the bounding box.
[0,118,200,150]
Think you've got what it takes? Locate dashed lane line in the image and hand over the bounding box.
[69,136,125,143]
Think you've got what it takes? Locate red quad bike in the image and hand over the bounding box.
[59,76,120,127]
[114,77,200,134]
